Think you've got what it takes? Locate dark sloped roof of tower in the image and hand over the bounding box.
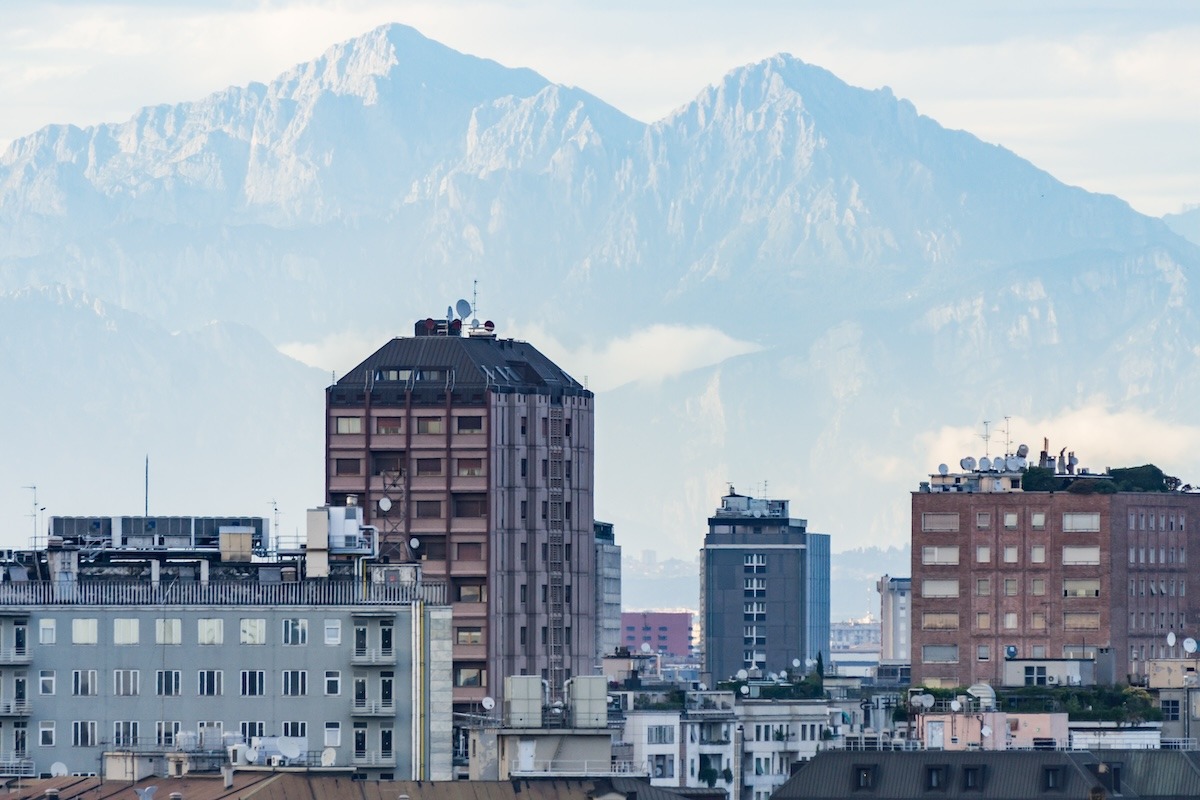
[333,335,591,397]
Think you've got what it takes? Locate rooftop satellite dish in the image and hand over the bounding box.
[779,670,788,680]
[50,762,68,778]
[697,683,708,692]
[920,694,935,709]
[979,456,992,471]
[641,642,652,654]
[964,456,977,471]
[1005,645,1018,660]
[246,747,260,764]
[938,463,949,475]
[1016,457,1028,469]
[320,747,337,767]
[950,700,962,712]
[1016,444,1029,458]
[768,672,778,682]
[752,508,762,518]
[1006,456,1019,471]
[1185,638,1198,654]
[909,695,923,708]
[740,685,750,696]
[736,669,749,681]
[1168,632,1178,647]
[408,537,420,550]
[134,788,158,800]
[455,299,472,319]
[959,458,971,470]
[980,725,992,738]
[805,658,816,668]
[481,696,496,711]
[278,737,303,760]
[792,658,802,668]
[378,496,392,513]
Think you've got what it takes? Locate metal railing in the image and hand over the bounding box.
[351,699,396,715]
[0,580,445,607]
[0,755,35,776]
[509,759,646,777]
[351,647,396,664]
[0,701,31,716]
[0,647,30,663]
[351,750,396,767]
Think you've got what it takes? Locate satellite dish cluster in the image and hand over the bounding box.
[957,443,1031,473]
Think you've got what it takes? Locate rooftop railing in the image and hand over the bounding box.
[0,579,445,607]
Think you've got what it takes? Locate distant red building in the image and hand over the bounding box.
[621,611,694,659]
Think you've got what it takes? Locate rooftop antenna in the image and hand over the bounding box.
[978,420,991,458]
[144,454,149,517]
[22,485,39,542]
[270,499,280,538]
[1003,416,1012,457]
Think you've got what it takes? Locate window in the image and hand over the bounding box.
[324,619,341,645]
[416,417,443,435]
[976,578,991,596]
[415,500,442,518]
[282,618,308,645]
[39,721,55,747]
[1162,699,1181,721]
[241,670,265,696]
[325,671,341,696]
[454,667,486,687]
[1064,579,1101,597]
[458,584,486,602]
[456,627,483,645]
[976,612,991,630]
[156,618,181,644]
[1042,767,1064,790]
[652,754,675,779]
[73,670,97,696]
[335,458,361,476]
[976,545,991,563]
[963,765,983,790]
[39,619,56,645]
[922,645,958,663]
[926,765,949,789]
[156,721,180,747]
[72,618,98,644]
[1025,665,1048,686]
[456,542,483,561]
[415,458,443,476]
[282,670,308,696]
[240,618,266,644]
[1031,611,1047,630]
[457,457,484,476]
[453,493,487,517]
[1004,578,1018,596]
[325,721,342,747]
[1004,612,1018,629]
[198,670,223,696]
[1031,512,1046,529]
[922,546,959,565]
[113,669,140,696]
[157,670,180,696]
[975,512,990,529]
[72,720,97,747]
[376,417,403,435]
[647,725,675,744]
[1063,545,1101,565]
[197,618,224,645]
[922,513,959,532]
[1062,512,1100,532]
[283,721,307,738]
[112,721,138,747]
[39,670,55,695]
[1004,546,1018,563]
[1031,545,1045,563]
[922,613,959,630]
[1003,512,1018,529]
[854,765,876,789]
[456,416,483,433]
[922,579,959,598]
[976,644,990,661]
[1064,612,1101,630]
[1031,578,1046,596]
[335,417,362,434]
[112,618,139,645]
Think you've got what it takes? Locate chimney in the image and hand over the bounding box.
[44,790,59,800]
[221,763,235,789]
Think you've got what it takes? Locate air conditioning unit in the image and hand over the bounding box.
[1046,676,1059,685]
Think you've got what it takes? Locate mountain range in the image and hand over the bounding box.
[2,24,1198,613]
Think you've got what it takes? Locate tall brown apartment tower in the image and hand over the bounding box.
[325,318,595,712]
[911,445,1200,688]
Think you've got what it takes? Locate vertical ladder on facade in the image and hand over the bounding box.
[547,406,567,698]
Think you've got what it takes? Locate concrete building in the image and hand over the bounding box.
[325,318,596,710]
[876,575,911,663]
[595,521,622,658]
[700,489,830,684]
[621,612,694,660]
[911,443,1200,687]
[0,508,451,780]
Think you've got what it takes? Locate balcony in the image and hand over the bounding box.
[351,647,396,666]
[351,750,396,767]
[509,759,647,778]
[0,701,31,716]
[0,647,30,665]
[0,754,34,776]
[351,699,396,716]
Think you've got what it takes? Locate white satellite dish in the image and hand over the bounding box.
[752,508,762,518]
[779,670,787,680]
[964,456,977,470]
[920,694,936,709]
[408,537,420,550]
[1016,444,1029,458]
[320,747,337,767]
[482,696,496,711]
[938,463,949,475]
[950,700,962,712]
[768,672,778,681]
[1185,637,1198,654]
[1168,631,1178,647]
[740,685,750,695]
[697,683,708,692]
[792,658,802,668]
[909,695,923,708]
[736,668,749,681]
[640,642,652,654]
[1016,457,1028,469]
[50,762,69,777]
[278,737,303,760]
[456,299,472,319]
[979,456,991,471]
[1006,456,1019,471]
[378,496,392,512]
[246,747,260,764]
[980,725,992,738]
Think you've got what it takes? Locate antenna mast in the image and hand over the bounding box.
[1003,416,1012,457]
[979,420,991,458]
[22,485,37,543]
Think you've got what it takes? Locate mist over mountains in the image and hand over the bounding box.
[2,23,1197,608]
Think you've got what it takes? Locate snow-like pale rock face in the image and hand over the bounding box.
[0,23,1198,597]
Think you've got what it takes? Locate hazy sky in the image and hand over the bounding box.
[0,1,1197,217]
